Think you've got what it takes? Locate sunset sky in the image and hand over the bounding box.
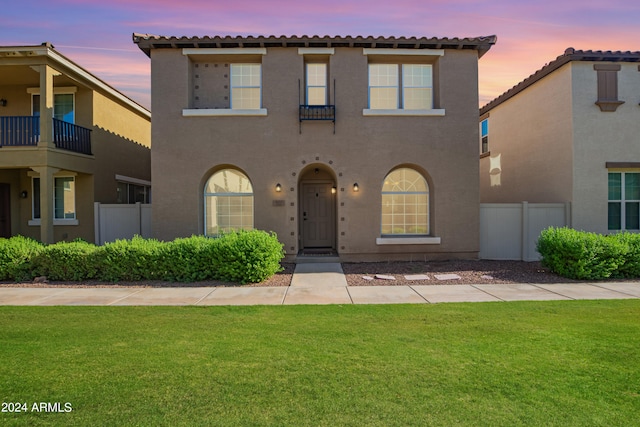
[2,0,638,109]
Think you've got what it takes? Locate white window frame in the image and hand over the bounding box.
[230,63,262,110]
[363,49,444,116]
[305,63,328,106]
[28,172,79,226]
[182,48,267,117]
[204,169,254,236]
[608,171,640,231]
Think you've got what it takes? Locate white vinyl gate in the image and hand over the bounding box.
[94,202,152,245]
[480,202,570,261]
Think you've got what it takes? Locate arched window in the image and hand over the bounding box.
[204,169,253,235]
[381,168,429,235]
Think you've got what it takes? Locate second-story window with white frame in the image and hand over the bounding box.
[230,64,261,109]
[368,64,433,110]
[306,63,328,106]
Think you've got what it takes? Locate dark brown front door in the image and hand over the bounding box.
[0,183,10,238]
[302,183,335,248]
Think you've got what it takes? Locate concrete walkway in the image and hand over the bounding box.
[1,262,640,306]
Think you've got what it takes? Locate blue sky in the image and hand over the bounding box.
[2,0,639,108]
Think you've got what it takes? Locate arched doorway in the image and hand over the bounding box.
[298,164,337,252]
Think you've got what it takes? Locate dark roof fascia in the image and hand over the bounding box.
[480,48,640,115]
[132,33,497,58]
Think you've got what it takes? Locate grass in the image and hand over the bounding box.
[1,301,639,426]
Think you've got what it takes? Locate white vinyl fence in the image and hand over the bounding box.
[94,202,152,245]
[480,202,570,261]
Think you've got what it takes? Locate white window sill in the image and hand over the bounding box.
[183,108,267,117]
[363,109,445,117]
[29,219,79,226]
[376,237,441,245]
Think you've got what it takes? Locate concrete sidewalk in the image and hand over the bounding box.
[1,262,640,306]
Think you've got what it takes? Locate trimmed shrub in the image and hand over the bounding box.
[95,236,167,282]
[0,236,43,281]
[31,240,99,281]
[210,230,285,284]
[537,227,628,280]
[611,232,640,278]
[163,235,218,282]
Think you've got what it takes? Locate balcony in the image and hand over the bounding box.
[299,105,335,134]
[0,116,92,155]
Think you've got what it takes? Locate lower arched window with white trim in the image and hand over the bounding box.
[204,169,253,236]
[381,168,429,236]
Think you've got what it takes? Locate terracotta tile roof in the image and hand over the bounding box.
[133,33,497,58]
[480,48,640,115]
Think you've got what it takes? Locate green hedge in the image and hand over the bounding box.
[537,227,640,280]
[0,230,284,284]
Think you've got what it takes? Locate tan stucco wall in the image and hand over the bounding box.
[1,54,150,243]
[480,61,640,234]
[570,62,640,233]
[150,47,482,260]
[480,63,574,204]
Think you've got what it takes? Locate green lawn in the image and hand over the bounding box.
[1,301,639,426]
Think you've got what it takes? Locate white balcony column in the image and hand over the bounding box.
[38,64,56,148]
[31,166,59,244]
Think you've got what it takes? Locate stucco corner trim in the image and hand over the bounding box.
[182,108,268,117]
[376,237,441,245]
[363,109,445,117]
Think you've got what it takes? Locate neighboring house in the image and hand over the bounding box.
[0,43,151,244]
[134,34,496,261]
[480,48,640,235]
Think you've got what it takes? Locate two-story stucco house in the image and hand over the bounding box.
[134,33,496,261]
[0,43,151,244]
[480,48,640,234]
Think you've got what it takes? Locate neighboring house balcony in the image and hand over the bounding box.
[0,116,92,155]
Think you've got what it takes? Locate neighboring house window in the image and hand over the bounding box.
[481,118,489,153]
[608,172,640,230]
[594,64,624,112]
[369,64,433,110]
[306,63,328,105]
[117,181,151,204]
[230,64,261,109]
[32,176,76,220]
[32,93,75,123]
[381,168,429,235]
[204,169,254,235]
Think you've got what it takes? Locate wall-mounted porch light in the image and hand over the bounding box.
[0,99,7,107]
[353,183,359,192]
[20,190,28,199]
[331,186,337,194]
[275,183,282,192]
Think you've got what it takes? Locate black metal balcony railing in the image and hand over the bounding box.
[299,105,335,122]
[0,116,92,155]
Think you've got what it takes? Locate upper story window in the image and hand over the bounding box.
[306,63,328,106]
[182,48,267,117]
[230,64,262,109]
[594,64,624,112]
[31,91,75,124]
[363,48,444,116]
[481,118,489,153]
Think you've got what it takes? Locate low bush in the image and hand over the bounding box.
[537,227,635,280]
[210,230,285,284]
[31,240,99,281]
[0,236,43,281]
[96,236,167,282]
